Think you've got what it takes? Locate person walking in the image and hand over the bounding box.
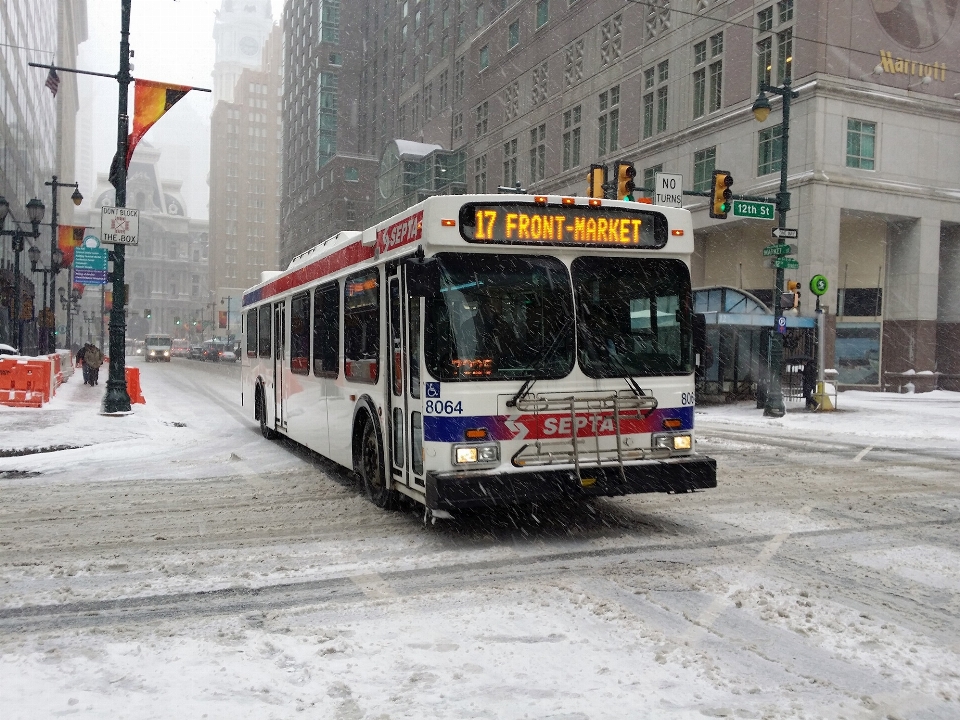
[85,344,104,386]
[76,343,91,385]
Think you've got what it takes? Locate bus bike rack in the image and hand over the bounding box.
[509,390,661,486]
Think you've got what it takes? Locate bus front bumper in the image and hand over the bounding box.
[425,455,717,511]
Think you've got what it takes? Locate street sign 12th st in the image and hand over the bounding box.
[774,256,800,270]
[732,200,775,220]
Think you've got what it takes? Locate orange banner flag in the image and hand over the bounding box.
[125,79,191,166]
[104,290,113,311]
[58,225,85,268]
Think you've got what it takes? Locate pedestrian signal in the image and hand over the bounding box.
[780,281,801,311]
[709,170,733,219]
[615,161,636,201]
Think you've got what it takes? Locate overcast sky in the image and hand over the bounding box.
[77,0,283,219]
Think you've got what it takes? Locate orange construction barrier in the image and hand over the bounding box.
[125,366,145,404]
[0,357,52,407]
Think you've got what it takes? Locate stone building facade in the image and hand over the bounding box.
[279,0,960,390]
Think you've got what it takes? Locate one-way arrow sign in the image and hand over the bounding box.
[771,227,798,240]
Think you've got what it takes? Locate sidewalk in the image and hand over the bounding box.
[696,389,960,451]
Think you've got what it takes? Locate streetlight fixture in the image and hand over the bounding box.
[43,175,82,353]
[752,73,799,418]
[0,196,46,351]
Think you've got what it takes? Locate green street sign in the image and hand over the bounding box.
[810,274,829,296]
[732,200,775,220]
[762,243,795,257]
[774,256,800,270]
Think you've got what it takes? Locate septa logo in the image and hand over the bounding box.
[376,210,424,254]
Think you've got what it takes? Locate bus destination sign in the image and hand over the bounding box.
[461,203,666,248]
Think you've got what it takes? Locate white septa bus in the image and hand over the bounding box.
[241,193,716,516]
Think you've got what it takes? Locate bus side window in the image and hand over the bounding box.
[344,269,380,383]
[258,305,271,358]
[246,309,257,358]
[290,292,310,374]
[313,282,340,377]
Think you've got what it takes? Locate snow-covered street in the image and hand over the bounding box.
[1,359,959,719]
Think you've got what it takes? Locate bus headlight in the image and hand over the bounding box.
[652,433,692,452]
[452,442,500,467]
[163,351,170,357]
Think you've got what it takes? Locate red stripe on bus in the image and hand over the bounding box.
[251,241,375,305]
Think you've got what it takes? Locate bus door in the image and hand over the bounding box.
[387,272,425,492]
[273,300,287,430]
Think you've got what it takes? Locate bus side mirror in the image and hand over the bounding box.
[405,256,441,297]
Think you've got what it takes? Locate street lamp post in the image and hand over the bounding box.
[0,197,46,351]
[28,244,64,353]
[752,74,799,419]
[103,0,133,413]
[83,311,95,343]
[43,175,82,354]
[221,296,233,340]
[59,285,83,349]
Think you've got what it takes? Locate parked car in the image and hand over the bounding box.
[221,348,237,362]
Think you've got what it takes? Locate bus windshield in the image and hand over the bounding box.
[573,257,693,377]
[424,253,574,382]
[145,336,172,348]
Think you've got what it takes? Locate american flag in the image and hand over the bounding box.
[45,67,60,97]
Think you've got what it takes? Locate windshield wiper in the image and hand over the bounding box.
[577,311,652,403]
[506,317,572,408]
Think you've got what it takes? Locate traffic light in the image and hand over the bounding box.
[615,161,636,201]
[586,164,606,198]
[175,316,181,325]
[709,170,733,219]
[145,308,152,319]
[780,281,801,311]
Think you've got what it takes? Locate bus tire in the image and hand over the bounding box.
[359,417,395,510]
[257,385,276,440]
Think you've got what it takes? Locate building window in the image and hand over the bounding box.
[643,67,655,90]
[597,85,619,156]
[424,83,433,122]
[643,92,654,139]
[599,13,622,67]
[657,59,669,83]
[846,119,876,170]
[693,146,716,192]
[503,137,518,187]
[757,3,793,88]
[529,123,546,183]
[453,111,464,141]
[412,92,420,130]
[479,44,489,70]
[474,154,487,193]
[475,101,489,137]
[344,166,359,181]
[562,105,581,170]
[508,19,520,49]
[758,123,783,175]
[438,69,448,106]
[656,86,668,134]
[454,56,465,98]
[317,72,338,170]
[536,0,549,28]
[476,2,485,27]
[320,0,341,43]
[642,163,663,192]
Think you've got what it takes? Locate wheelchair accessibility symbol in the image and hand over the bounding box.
[426,382,441,398]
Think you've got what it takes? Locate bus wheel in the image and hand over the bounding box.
[258,387,276,440]
[359,419,394,510]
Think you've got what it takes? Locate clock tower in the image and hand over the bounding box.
[212,0,274,104]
